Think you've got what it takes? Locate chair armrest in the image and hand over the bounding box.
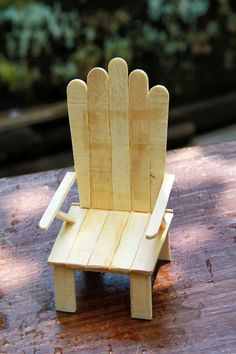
[39,171,77,231]
[146,173,175,239]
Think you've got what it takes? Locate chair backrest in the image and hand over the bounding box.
[67,57,169,212]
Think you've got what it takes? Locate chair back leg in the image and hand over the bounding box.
[159,233,171,261]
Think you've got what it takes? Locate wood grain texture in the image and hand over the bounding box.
[48,203,169,275]
[129,70,150,212]
[67,80,90,207]
[108,57,131,211]
[66,209,108,268]
[87,68,112,209]
[54,266,76,312]
[132,211,173,274]
[48,204,87,266]
[111,212,150,272]
[1,142,236,352]
[88,210,129,269]
[149,85,169,209]
[146,174,175,239]
[130,274,152,320]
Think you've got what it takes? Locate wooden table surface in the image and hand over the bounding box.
[0,142,236,354]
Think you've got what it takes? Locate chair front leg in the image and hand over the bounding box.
[130,273,152,320]
[53,266,76,312]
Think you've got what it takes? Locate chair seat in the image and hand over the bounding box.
[48,203,173,275]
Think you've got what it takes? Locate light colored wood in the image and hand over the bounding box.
[88,210,129,269]
[41,59,174,320]
[66,209,108,268]
[149,85,169,209]
[49,206,172,272]
[48,205,87,265]
[111,212,150,272]
[54,266,76,312]
[130,273,152,319]
[159,232,171,261]
[39,171,76,231]
[108,57,131,211]
[132,211,173,274]
[146,174,175,239]
[87,68,112,209]
[67,79,90,208]
[129,70,150,212]
[56,210,75,224]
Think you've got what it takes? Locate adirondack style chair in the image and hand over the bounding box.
[39,57,175,320]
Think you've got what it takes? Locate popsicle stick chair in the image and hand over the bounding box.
[39,57,175,320]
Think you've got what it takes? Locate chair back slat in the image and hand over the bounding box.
[108,58,131,211]
[129,70,150,212]
[149,86,169,209]
[67,58,169,212]
[67,79,90,207]
[87,68,112,209]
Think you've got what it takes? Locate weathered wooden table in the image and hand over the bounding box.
[0,142,236,353]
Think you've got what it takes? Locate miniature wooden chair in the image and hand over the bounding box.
[39,57,175,320]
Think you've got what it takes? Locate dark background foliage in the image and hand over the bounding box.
[1,0,236,109]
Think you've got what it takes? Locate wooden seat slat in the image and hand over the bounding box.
[48,204,87,266]
[49,206,171,275]
[66,209,108,268]
[88,210,129,270]
[111,211,150,273]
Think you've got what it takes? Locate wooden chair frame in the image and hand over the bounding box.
[39,57,175,320]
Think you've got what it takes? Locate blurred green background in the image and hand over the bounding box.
[1,0,236,108]
[0,0,236,176]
